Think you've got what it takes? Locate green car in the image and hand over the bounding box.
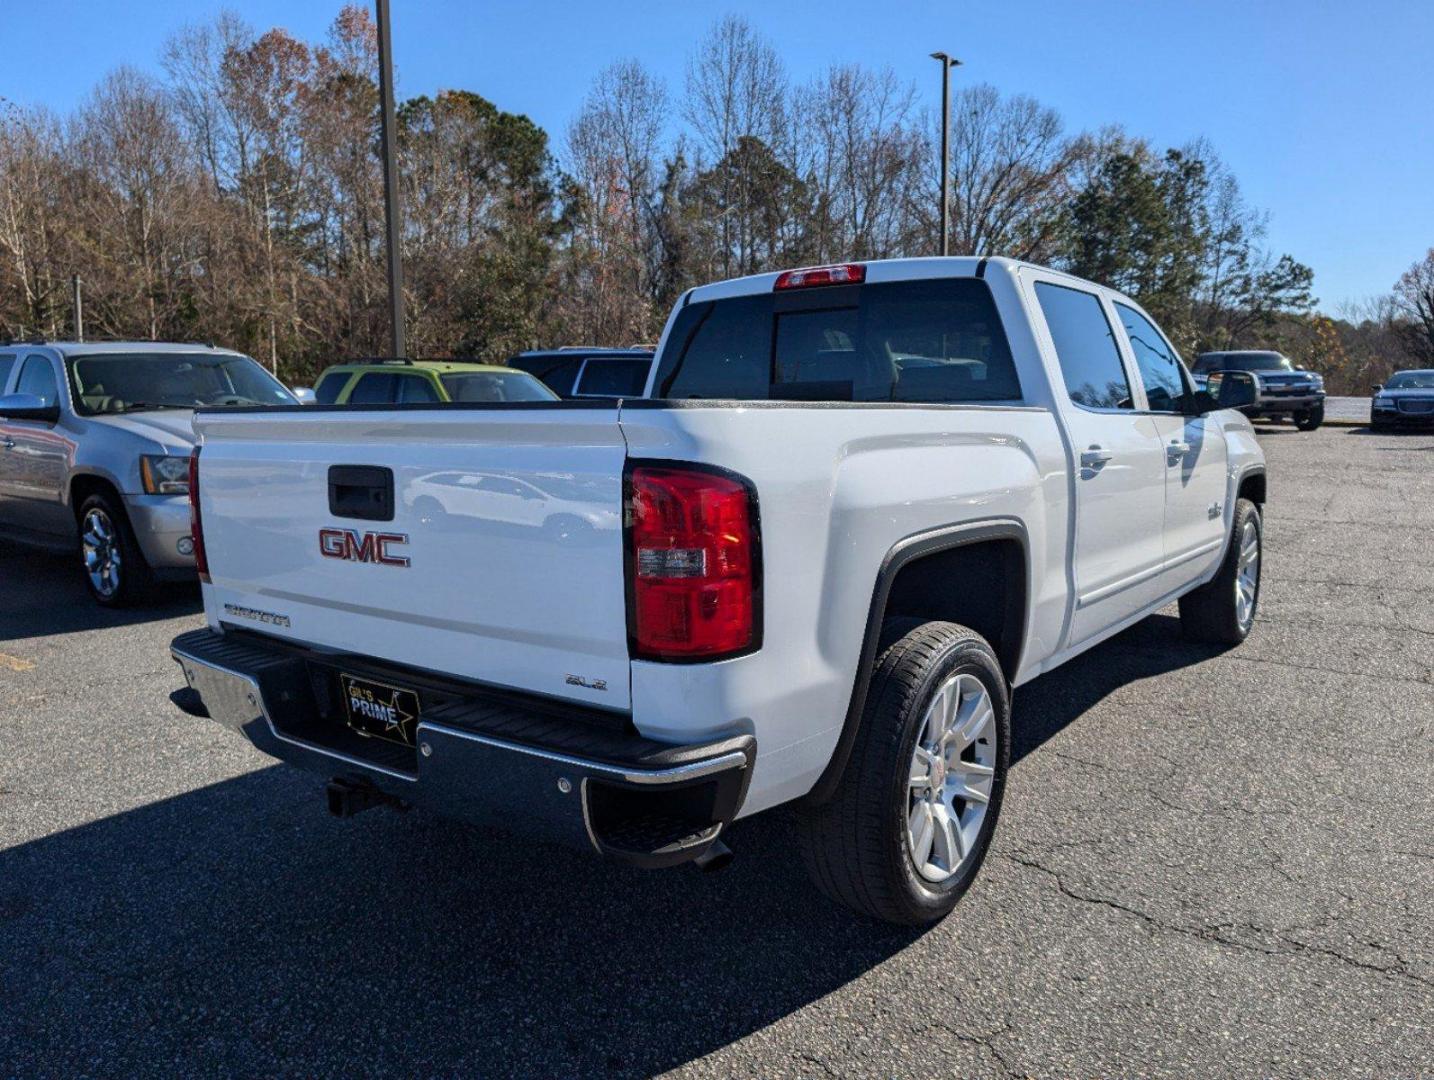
[313,358,559,405]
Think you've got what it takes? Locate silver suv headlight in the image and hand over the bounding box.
[140,454,191,495]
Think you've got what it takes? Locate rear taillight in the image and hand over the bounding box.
[188,447,209,582]
[773,263,866,290]
[627,464,759,661]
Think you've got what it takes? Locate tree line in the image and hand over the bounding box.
[1,6,1430,392]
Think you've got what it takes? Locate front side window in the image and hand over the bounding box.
[66,352,294,414]
[0,354,17,392]
[17,355,60,407]
[656,279,1021,404]
[1034,283,1132,410]
[1115,304,1189,412]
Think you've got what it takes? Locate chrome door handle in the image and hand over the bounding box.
[1080,446,1113,469]
[1,437,13,450]
[1167,440,1191,464]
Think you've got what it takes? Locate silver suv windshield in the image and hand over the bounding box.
[66,353,296,415]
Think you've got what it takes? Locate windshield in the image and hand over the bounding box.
[1385,371,1434,390]
[439,371,558,403]
[1202,352,1293,373]
[67,352,296,414]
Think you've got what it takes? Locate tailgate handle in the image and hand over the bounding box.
[328,465,394,522]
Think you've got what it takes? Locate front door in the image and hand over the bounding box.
[1111,303,1229,592]
[0,354,73,536]
[1025,274,1169,646]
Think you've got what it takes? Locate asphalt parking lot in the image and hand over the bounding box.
[1,423,1430,1078]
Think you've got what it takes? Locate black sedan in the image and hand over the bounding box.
[1371,369,1434,430]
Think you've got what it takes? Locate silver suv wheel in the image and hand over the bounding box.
[82,506,123,599]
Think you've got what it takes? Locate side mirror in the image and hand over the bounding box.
[291,386,317,405]
[1371,383,1384,394]
[0,393,60,423]
[1207,370,1257,411]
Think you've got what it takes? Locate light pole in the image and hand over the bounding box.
[930,51,962,257]
[376,0,406,358]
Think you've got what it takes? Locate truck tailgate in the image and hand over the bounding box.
[194,407,631,710]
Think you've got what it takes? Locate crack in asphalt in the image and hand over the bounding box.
[1002,852,1434,993]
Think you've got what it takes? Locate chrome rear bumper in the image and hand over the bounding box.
[170,628,754,867]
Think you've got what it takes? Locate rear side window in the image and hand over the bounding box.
[1035,283,1132,410]
[0,354,15,391]
[16,355,59,407]
[314,372,348,404]
[348,373,397,404]
[575,358,651,397]
[656,279,1021,404]
[1115,303,1188,412]
[507,355,582,395]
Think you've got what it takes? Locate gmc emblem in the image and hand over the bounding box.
[319,528,410,567]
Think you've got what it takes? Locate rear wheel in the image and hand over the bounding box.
[78,492,152,607]
[1294,405,1324,431]
[1179,497,1261,645]
[797,621,1010,925]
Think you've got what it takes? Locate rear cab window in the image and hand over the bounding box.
[653,278,1021,404]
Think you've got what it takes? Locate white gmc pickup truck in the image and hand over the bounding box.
[171,257,1265,925]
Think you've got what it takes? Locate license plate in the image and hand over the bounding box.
[339,673,420,746]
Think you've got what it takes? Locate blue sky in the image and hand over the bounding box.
[2,0,1431,312]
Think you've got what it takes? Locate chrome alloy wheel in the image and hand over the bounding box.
[906,672,997,883]
[82,507,122,598]
[1234,518,1260,631]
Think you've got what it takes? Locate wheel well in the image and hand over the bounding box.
[1238,471,1266,506]
[69,474,122,522]
[880,538,1026,683]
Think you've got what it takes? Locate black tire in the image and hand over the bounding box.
[797,620,1011,925]
[1178,497,1262,645]
[1294,405,1324,431]
[77,491,153,607]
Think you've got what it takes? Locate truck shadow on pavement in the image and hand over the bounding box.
[0,615,1219,1076]
[0,540,200,642]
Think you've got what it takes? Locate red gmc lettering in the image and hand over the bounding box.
[318,528,410,567]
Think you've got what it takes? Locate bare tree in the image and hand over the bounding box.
[565,59,668,343]
[683,15,787,277]
[923,83,1084,261]
[800,64,924,261]
[1392,249,1434,365]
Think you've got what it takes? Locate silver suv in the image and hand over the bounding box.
[0,341,296,605]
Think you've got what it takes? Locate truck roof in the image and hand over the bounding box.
[2,340,251,359]
[319,358,514,375]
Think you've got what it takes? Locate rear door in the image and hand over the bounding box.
[1025,273,1168,646]
[195,407,632,709]
[1113,302,1229,590]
